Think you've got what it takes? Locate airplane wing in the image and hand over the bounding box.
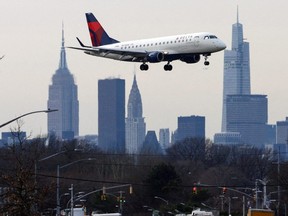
[68,46,148,62]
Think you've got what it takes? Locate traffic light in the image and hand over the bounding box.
[222,187,227,194]
[101,194,106,200]
[119,197,125,203]
[193,187,197,194]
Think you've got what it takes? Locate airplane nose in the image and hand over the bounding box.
[219,40,226,50]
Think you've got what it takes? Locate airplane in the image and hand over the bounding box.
[68,13,226,71]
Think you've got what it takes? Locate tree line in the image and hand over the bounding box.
[0,128,287,216]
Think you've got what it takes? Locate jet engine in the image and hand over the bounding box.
[147,52,165,63]
[180,54,200,64]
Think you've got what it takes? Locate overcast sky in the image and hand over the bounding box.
[0,0,287,140]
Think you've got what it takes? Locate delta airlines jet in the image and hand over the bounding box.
[69,13,226,71]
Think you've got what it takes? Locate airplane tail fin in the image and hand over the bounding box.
[85,13,119,47]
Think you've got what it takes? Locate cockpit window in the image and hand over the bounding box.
[204,35,218,39]
[209,35,218,39]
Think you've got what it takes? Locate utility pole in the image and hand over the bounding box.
[70,184,74,216]
[119,191,124,214]
[277,146,280,216]
[255,181,258,209]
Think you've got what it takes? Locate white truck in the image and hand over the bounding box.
[186,209,213,216]
[91,213,121,216]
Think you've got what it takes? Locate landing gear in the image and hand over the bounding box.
[204,54,210,66]
[140,63,149,71]
[164,63,173,71]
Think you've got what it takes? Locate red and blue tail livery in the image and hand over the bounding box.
[86,13,118,46]
[69,13,226,71]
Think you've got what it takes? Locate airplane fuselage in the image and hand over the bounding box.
[69,13,226,71]
[85,32,225,63]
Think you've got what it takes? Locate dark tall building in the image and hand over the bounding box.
[141,131,163,155]
[98,78,125,153]
[226,95,268,146]
[47,28,79,140]
[176,115,205,142]
[125,75,146,154]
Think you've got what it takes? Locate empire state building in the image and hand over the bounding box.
[47,28,79,139]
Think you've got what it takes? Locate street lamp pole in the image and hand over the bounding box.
[56,158,96,216]
[0,109,58,128]
[154,196,169,205]
[70,184,74,216]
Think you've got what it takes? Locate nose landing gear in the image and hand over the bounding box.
[204,54,210,66]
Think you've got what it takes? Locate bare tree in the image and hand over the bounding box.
[0,123,52,215]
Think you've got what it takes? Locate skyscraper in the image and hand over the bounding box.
[47,28,79,140]
[141,131,163,155]
[216,9,270,147]
[159,128,170,150]
[125,75,146,154]
[221,9,250,131]
[276,117,288,144]
[98,78,125,153]
[176,116,205,142]
[226,95,268,146]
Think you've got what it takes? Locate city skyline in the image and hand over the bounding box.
[0,0,288,139]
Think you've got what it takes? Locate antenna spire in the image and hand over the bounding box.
[59,22,68,69]
[237,5,239,24]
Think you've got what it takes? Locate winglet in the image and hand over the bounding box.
[76,37,89,47]
[85,13,119,46]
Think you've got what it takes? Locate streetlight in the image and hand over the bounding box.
[0,109,58,128]
[257,179,268,209]
[35,149,82,187]
[56,158,97,216]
